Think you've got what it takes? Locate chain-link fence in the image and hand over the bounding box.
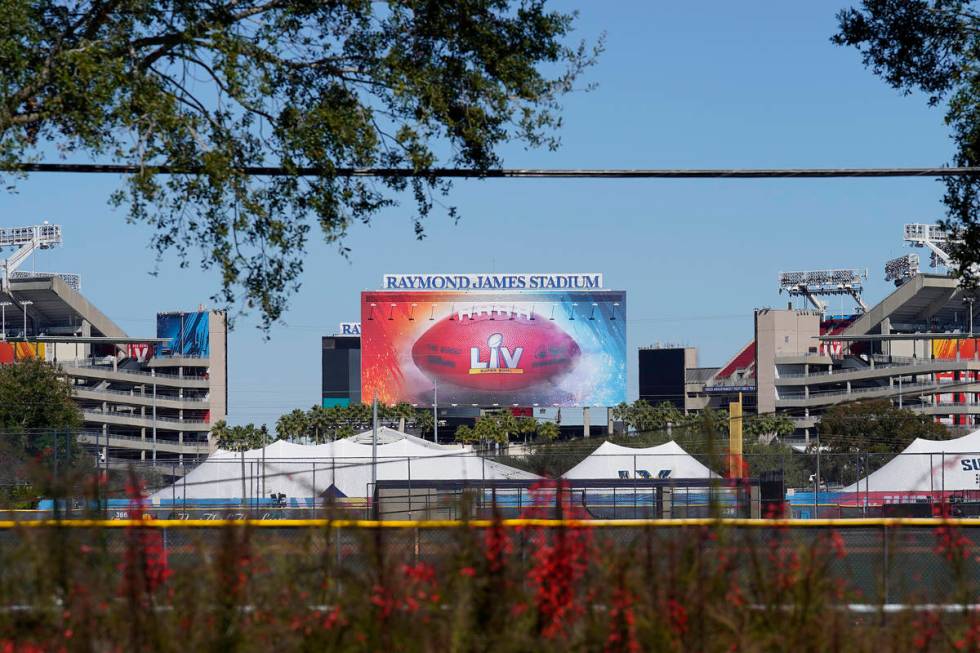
[9,444,980,521]
[1,520,978,605]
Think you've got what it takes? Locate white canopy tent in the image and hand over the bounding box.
[149,427,539,504]
[562,440,717,480]
[841,428,980,495]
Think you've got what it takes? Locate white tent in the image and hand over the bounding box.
[562,440,717,480]
[149,427,539,504]
[841,428,980,494]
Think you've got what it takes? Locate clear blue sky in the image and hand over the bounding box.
[0,2,954,425]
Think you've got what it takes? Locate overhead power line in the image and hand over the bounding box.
[5,164,980,179]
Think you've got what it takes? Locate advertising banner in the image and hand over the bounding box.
[361,290,626,406]
[932,338,979,360]
[127,343,154,362]
[931,338,980,425]
[156,311,210,357]
[0,342,44,363]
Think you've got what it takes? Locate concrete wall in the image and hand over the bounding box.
[207,311,228,448]
[755,309,821,414]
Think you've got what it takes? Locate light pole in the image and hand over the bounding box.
[0,301,10,340]
[151,369,157,464]
[433,380,439,444]
[20,300,32,339]
[965,296,975,335]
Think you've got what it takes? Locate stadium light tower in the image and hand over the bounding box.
[903,222,980,280]
[0,223,62,291]
[904,223,955,269]
[884,253,920,287]
[777,269,869,313]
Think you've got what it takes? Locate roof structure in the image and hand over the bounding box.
[844,274,961,336]
[2,276,126,337]
[841,429,980,494]
[562,440,717,480]
[149,428,540,502]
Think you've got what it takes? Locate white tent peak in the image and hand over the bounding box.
[149,427,536,503]
[901,428,980,455]
[347,426,462,450]
[842,428,980,494]
[563,439,716,480]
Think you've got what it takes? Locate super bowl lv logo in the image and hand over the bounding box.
[470,333,524,375]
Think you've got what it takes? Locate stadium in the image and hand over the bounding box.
[0,223,227,470]
[644,223,980,444]
[3,221,980,518]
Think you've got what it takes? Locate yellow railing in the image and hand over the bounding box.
[0,517,979,529]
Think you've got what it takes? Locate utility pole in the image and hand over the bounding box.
[151,369,157,464]
[20,300,32,338]
[965,296,975,335]
[0,301,10,340]
[371,394,378,518]
[728,393,743,478]
[433,380,439,444]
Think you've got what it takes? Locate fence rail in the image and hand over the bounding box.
[3,517,980,529]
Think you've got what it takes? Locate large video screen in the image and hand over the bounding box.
[156,311,210,357]
[361,291,626,406]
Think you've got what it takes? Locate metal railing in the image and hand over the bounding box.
[72,386,209,403]
[60,359,209,382]
[82,409,210,426]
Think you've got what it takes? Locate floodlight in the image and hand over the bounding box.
[777,269,869,312]
[884,253,920,286]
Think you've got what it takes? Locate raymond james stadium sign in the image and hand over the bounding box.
[382,273,604,291]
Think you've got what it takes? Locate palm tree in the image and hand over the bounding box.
[275,408,309,442]
[536,421,560,441]
[307,405,332,443]
[392,402,416,432]
[516,416,538,444]
[212,420,273,451]
[454,423,476,444]
[413,410,434,438]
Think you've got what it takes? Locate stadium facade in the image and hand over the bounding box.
[322,331,361,408]
[0,224,227,462]
[651,225,980,442]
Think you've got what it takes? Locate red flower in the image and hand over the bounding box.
[666,598,688,637]
[119,477,171,600]
[459,566,476,577]
[322,606,344,630]
[401,562,436,584]
[484,521,514,573]
[370,584,395,619]
[829,530,847,559]
[605,588,640,653]
[934,523,972,563]
[526,526,592,637]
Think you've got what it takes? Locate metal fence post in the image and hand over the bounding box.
[882,523,890,605]
[633,455,637,518]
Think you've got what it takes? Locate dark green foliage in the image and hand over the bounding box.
[833,1,980,285]
[0,1,599,329]
[817,399,950,483]
[0,358,80,454]
[745,413,795,444]
[455,410,557,444]
[271,402,435,442]
[210,419,272,451]
[818,398,948,454]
